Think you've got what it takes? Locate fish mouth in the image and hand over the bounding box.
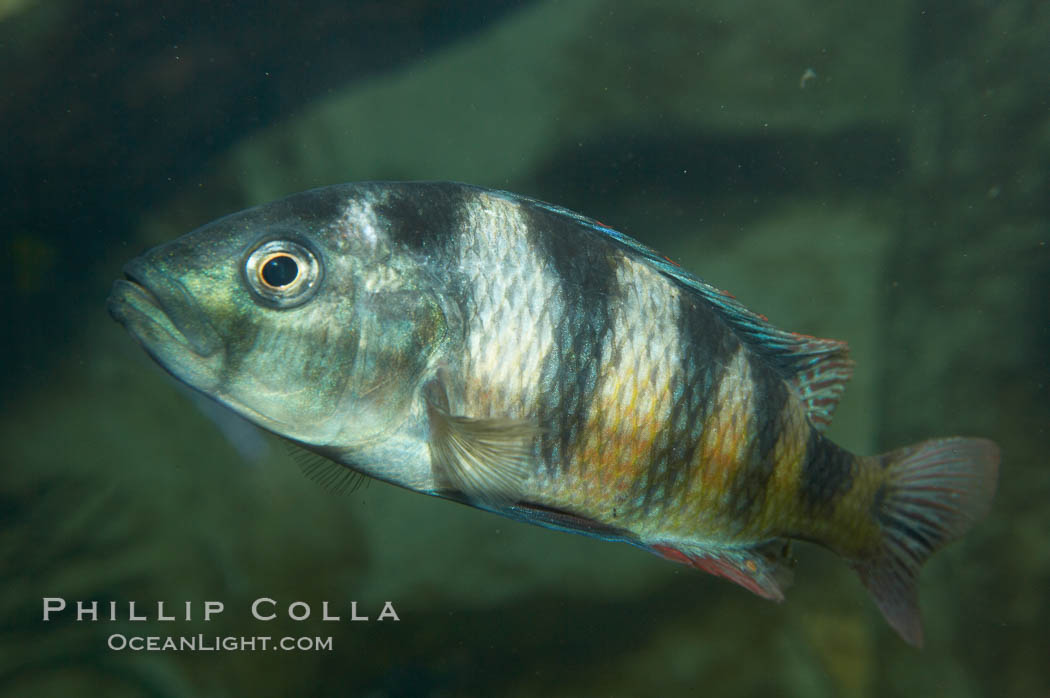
[108,258,221,359]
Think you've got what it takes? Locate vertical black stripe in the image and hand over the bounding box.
[521,202,620,475]
[272,183,363,228]
[215,310,259,393]
[371,181,472,259]
[800,428,856,511]
[632,294,740,515]
[721,353,791,527]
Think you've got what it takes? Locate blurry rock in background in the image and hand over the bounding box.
[2,0,1048,696]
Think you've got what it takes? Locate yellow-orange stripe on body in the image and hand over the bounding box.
[562,256,682,517]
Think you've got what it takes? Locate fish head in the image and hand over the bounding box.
[108,184,451,450]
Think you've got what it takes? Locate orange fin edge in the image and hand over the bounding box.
[650,540,795,602]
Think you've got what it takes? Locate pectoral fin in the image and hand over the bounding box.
[425,394,542,503]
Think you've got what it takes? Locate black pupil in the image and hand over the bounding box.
[262,255,299,287]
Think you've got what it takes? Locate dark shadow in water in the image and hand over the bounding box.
[314,576,742,697]
[524,125,907,220]
[0,0,534,401]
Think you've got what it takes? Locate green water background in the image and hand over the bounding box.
[1,1,1046,696]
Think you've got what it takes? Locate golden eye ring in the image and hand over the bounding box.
[244,239,322,309]
[258,252,300,289]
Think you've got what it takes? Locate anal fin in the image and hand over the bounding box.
[650,539,796,602]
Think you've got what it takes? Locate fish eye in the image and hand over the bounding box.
[260,253,299,288]
[244,239,322,308]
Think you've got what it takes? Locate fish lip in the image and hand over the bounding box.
[108,258,221,358]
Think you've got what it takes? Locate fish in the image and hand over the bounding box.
[107,181,999,646]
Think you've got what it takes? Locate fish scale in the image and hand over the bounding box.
[109,180,999,646]
[454,198,559,421]
[577,259,681,506]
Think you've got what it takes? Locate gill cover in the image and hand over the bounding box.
[339,287,451,444]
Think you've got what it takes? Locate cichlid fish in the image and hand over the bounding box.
[108,182,998,645]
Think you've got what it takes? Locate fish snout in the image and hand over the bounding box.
[110,256,222,358]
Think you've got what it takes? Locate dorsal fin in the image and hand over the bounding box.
[521,196,854,430]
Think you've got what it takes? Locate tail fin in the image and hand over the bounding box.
[855,437,999,647]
